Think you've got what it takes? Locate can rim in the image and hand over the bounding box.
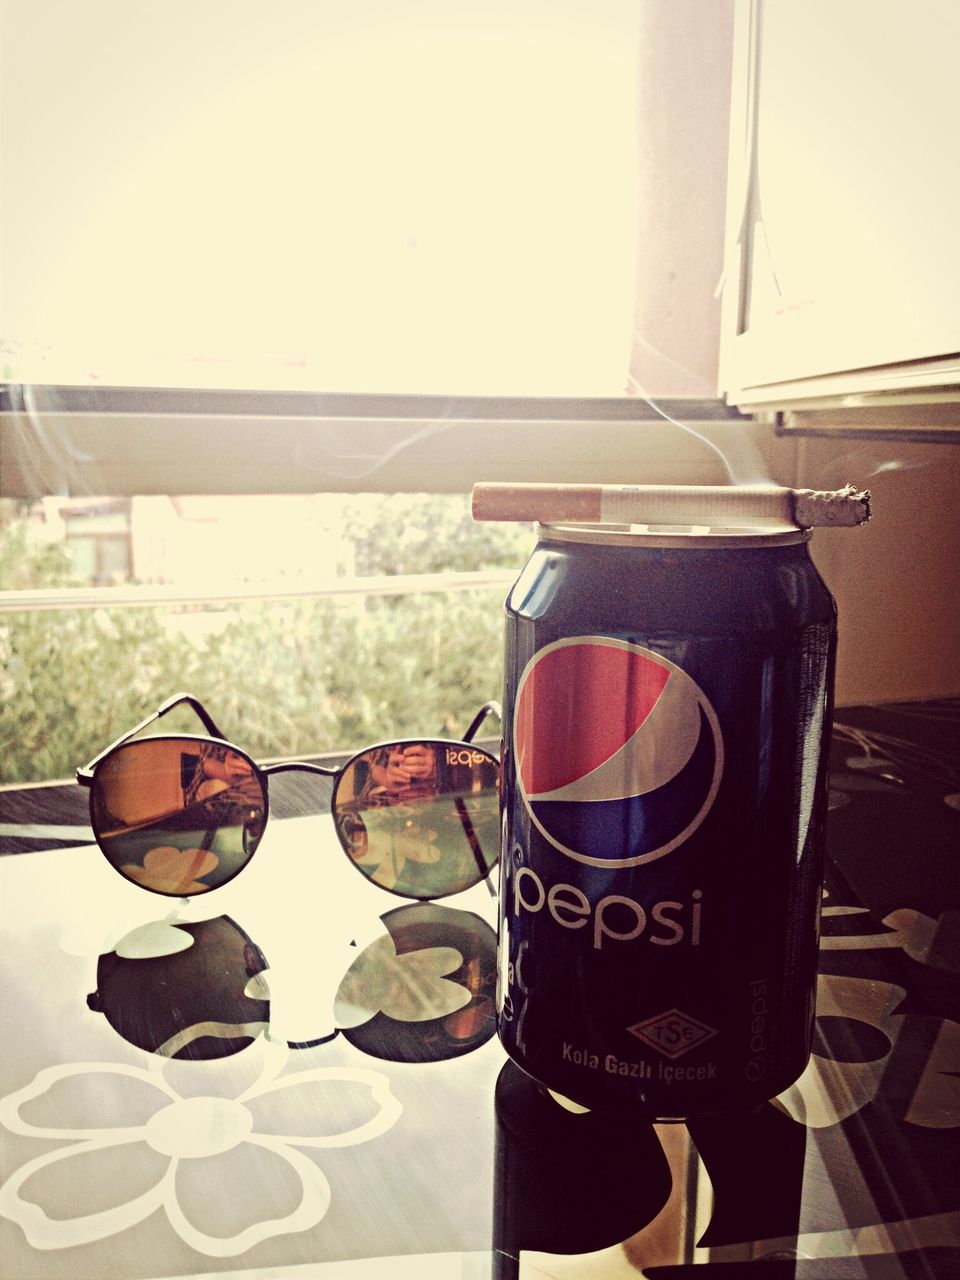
[536,521,812,549]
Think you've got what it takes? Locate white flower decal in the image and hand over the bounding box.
[0,1039,401,1258]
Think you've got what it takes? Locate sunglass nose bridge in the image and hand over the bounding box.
[261,760,340,779]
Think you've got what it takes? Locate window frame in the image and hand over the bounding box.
[0,387,750,498]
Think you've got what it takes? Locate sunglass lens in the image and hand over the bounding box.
[332,741,500,898]
[90,739,267,895]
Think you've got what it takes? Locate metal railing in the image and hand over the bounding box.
[0,568,517,613]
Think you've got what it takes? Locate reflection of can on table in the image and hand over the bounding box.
[496,520,838,1116]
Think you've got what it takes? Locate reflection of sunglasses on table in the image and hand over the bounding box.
[77,694,502,899]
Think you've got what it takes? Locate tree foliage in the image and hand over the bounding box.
[1,495,531,783]
[341,493,531,576]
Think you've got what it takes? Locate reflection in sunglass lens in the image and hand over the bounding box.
[90,738,267,896]
[336,810,368,858]
[331,741,500,898]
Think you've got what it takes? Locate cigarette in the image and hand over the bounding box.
[471,483,871,530]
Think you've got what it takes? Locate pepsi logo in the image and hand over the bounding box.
[514,637,723,868]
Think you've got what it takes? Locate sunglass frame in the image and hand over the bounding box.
[77,692,502,899]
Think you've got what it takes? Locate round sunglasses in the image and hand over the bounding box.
[77,693,501,900]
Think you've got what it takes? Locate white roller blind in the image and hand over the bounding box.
[2,0,645,396]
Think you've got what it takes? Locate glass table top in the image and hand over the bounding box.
[1,700,957,1279]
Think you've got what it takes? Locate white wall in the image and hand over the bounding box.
[753,428,960,706]
[795,437,960,706]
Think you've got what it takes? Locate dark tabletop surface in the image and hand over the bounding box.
[1,700,958,1280]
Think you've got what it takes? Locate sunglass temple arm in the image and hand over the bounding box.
[462,700,502,744]
[459,700,503,898]
[76,692,229,783]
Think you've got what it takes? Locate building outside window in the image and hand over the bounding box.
[55,500,133,585]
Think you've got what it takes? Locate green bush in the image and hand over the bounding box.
[0,604,204,783]
[1,496,530,783]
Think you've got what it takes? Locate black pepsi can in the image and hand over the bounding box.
[497,522,837,1117]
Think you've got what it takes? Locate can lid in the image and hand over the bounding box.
[537,521,812,549]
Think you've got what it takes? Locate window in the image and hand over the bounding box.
[0,491,530,784]
[4,0,642,397]
[1,4,743,782]
[2,2,735,409]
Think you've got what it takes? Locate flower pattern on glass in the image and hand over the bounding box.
[0,1040,402,1257]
